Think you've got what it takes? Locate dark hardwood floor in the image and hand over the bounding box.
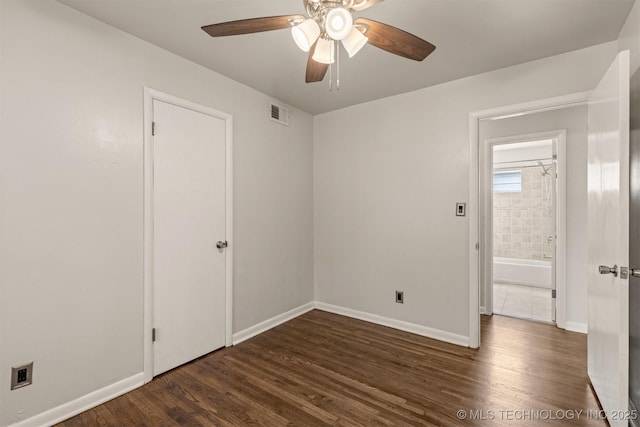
[57,310,605,426]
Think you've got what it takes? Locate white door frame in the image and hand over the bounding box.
[468,91,591,347]
[143,87,233,383]
[480,130,567,326]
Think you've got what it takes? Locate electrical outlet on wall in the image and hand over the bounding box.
[11,362,33,390]
[395,291,404,304]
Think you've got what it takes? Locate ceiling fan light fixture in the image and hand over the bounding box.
[342,26,368,57]
[325,8,353,40]
[312,37,335,64]
[202,0,437,87]
[291,18,320,52]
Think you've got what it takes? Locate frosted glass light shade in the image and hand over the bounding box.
[291,19,320,52]
[325,8,353,40]
[312,38,335,64]
[342,27,368,57]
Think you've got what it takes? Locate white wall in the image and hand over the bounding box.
[479,105,589,328]
[618,0,640,75]
[314,42,617,340]
[0,1,314,425]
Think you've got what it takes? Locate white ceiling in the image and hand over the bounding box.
[58,0,635,115]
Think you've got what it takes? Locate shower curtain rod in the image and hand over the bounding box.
[493,164,553,172]
[493,156,554,165]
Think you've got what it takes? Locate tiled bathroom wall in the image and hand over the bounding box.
[493,166,554,260]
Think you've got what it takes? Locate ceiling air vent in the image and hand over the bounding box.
[269,102,289,126]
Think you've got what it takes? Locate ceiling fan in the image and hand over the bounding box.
[201,0,436,85]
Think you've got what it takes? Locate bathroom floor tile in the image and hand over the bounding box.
[493,282,553,323]
[531,287,552,299]
[492,283,508,313]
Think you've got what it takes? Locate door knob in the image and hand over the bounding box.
[631,268,640,278]
[216,240,228,249]
[599,264,618,277]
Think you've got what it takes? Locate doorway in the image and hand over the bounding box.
[480,128,567,325]
[490,137,557,323]
[469,93,589,347]
[470,97,594,347]
[142,88,233,382]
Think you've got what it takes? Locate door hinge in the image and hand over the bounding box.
[152,121,156,136]
[152,328,156,342]
[551,289,556,298]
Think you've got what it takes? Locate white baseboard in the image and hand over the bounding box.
[314,302,470,347]
[11,373,144,427]
[563,320,587,334]
[480,306,487,315]
[233,300,471,348]
[232,302,315,345]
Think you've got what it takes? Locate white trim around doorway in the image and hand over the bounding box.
[142,87,234,383]
[468,91,591,347]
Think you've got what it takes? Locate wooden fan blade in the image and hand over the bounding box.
[305,41,329,83]
[354,18,435,61]
[351,0,384,12]
[202,15,305,37]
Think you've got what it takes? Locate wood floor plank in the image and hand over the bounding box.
[56,311,606,426]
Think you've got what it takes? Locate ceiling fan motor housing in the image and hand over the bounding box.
[304,0,357,34]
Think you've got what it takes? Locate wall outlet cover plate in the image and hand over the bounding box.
[11,362,33,390]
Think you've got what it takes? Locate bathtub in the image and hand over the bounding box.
[493,257,552,289]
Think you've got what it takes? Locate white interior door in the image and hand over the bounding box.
[152,99,227,376]
[587,50,630,427]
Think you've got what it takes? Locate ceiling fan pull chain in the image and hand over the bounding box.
[336,40,340,91]
[329,39,333,91]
